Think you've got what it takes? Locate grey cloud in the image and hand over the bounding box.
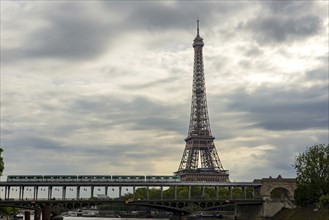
[28,13,111,60]
[131,116,187,134]
[4,2,113,62]
[68,95,188,135]
[123,75,181,90]
[244,15,322,44]
[305,67,328,81]
[3,1,255,63]
[227,85,328,131]
[262,135,329,176]
[104,1,245,31]
[263,1,316,15]
[3,135,170,174]
[2,89,189,152]
[4,135,63,150]
[244,47,264,57]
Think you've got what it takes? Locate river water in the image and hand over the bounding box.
[63,216,226,220]
[64,218,169,220]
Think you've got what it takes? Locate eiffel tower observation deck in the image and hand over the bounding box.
[175,20,229,182]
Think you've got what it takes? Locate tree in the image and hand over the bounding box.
[294,144,329,206]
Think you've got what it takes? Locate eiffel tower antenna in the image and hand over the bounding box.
[175,20,229,182]
[197,18,200,37]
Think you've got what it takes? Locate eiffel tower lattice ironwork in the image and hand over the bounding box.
[175,20,229,182]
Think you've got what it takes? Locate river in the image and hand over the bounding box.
[64,218,169,220]
[63,216,227,220]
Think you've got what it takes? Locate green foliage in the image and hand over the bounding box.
[163,186,175,199]
[134,187,147,200]
[294,144,329,206]
[218,187,229,199]
[232,187,243,199]
[0,148,4,176]
[0,207,19,217]
[294,184,320,207]
[177,187,188,199]
[319,195,329,208]
[126,185,255,201]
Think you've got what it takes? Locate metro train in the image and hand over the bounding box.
[7,175,181,183]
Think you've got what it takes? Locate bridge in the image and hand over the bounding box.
[0,176,295,219]
[0,181,262,201]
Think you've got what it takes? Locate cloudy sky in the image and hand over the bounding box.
[1,1,328,182]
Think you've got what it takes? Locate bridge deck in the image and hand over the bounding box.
[0,181,261,187]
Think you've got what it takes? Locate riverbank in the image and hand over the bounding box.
[271,207,329,220]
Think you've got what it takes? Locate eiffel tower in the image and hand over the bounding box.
[175,20,229,182]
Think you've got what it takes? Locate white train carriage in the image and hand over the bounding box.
[43,175,77,182]
[78,175,111,182]
[146,175,180,182]
[7,175,43,182]
[112,175,145,182]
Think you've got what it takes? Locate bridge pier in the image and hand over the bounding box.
[34,209,41,220]
[42,206,51,220]
[24,211,31,220]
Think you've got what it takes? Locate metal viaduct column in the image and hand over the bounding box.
[229,186,233,199]
[132,186,136,199]
[19,186,24,200]
[188,186,191,200]
[5,186,9,199]
[118,186,122,199]
[48,186,52,200]
[104,186,108,197]
[160,186,163,200]
[91,186,94,199]
[174,186,177,200]
[146,186,149,200]
[202,186,205,199]
[76,186,80,200]
[62,186,66,200]
[243,186,247,199]
[34,186,39,200]
[215,186,219,200]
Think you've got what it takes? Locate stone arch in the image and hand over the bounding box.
[269,187,290,199]
[256,175,296,201]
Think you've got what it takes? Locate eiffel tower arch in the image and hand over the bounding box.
[175,20,229,182]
